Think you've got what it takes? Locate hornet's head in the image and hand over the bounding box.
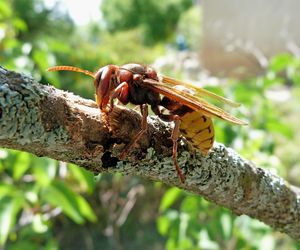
[94,65,120,111]
[47,64,120,112]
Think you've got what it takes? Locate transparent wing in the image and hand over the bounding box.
[142,78,247,125]
[161,75,241,107]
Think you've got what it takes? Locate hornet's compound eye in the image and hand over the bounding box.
[94,67,105,89]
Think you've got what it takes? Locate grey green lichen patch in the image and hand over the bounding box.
[107,146,194,184]
[107,147,179,181]
[107,141,249,190]
[0,74,69,146]
[254,168,299,226]
[183,144,246,198]
[257,172,299,220]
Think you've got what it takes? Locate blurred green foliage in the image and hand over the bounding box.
[0,150,96,248]
[1,0,300,249]
[101,0,193,44]
[177,5,202,50]
[157,188,277,250]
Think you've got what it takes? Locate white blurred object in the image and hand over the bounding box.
[44,0,102,25]
[265,87,291,102]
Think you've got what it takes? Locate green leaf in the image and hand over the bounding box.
[0,195,24,245]
[75,192,97,223]
[32,49,50,71]
[157,216,171,235]
[180,195,206,214]
[166,238,177,250]
[0,184,17,197]
[0,2,12,18]
[269,53,294,73]
[11,18,27,32]
[158,209,180,236]
[12,152,31,180]
[44,239,59,250]
[159,187,182,212]
[6,240,39,250]
[32,160,57,186]
[42,181,83,224]
[42,180,96,224]
[266,120,293,138]
[178,238,194,250]
[68,164,96,193]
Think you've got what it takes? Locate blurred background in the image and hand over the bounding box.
[1,0,300,249]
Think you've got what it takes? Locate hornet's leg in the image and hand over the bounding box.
[170,116,185,183]
[120,104,148,160]
[107,83,148,160]
[109,82,130,112]
[152,105,185,183]
[102,82,129,127]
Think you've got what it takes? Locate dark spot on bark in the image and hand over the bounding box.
[102,137,120,151]
[0,107,2,119]
[101,151,118,168]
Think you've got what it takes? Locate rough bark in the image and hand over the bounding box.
[0,66,299,241]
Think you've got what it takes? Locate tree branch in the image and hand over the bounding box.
[0,66,299,241]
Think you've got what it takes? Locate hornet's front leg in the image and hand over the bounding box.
[109,81,130,112]
[107,82,148,160]
[120,104,149,160]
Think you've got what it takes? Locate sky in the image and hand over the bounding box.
[44,0,103,25]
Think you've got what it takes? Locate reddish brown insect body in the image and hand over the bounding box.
[48,63,246,183]
[92,64,186,182]
[93,64,161,113]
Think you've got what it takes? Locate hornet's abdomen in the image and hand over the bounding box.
[179,111,214,155]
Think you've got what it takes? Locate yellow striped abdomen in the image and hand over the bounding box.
[179,111,214,155]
